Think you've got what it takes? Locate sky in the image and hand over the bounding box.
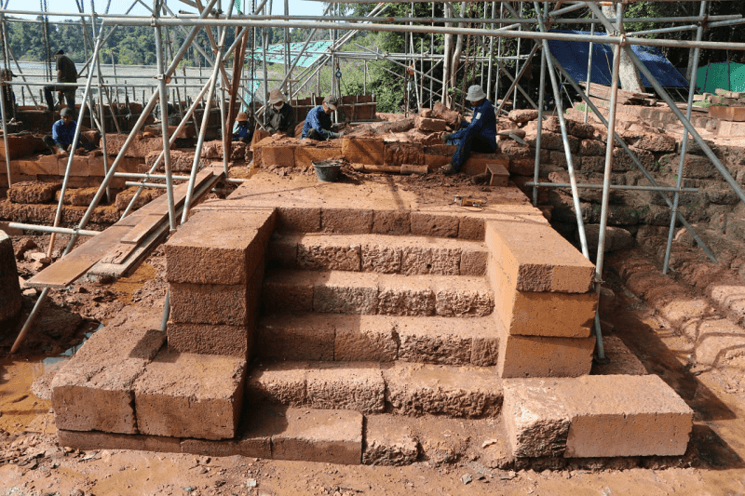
[4,0,325,18]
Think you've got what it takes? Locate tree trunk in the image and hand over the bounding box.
[602,3,644,93]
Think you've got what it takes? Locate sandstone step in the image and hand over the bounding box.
[245,361,503,418]
[256,313,499,366]
[503,374,693,459]
[58,406,514,467]
[268,232,488,276]
[262,269,494,317]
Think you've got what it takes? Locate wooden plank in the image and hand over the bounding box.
[25,226,133,288]
[120,213,166,245]
[27,169,221,288]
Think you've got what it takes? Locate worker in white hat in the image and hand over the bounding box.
[440,85,497,174]
[302,94,344,140]
[265,89,296,136]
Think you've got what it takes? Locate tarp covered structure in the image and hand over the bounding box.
[249,41,334,68]
[696,62,745,94]
[547,30,689,89]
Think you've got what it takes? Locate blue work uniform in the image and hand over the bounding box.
[233,121,251,141]
[448,99,497,172]
[302,105,333,140]
[52,119,79,148]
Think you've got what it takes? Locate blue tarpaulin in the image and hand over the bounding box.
[547,30,689,89]
[249,41,334,68]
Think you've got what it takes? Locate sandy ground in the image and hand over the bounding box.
[3,172,745,495]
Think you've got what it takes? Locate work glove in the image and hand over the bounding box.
[441,133,452,144]
[329,131,343,139]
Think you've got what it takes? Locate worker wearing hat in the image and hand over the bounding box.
[43,49,78,116]
[42,107,94,156]
[233,111,253,143]
[265,89,296,136]
[302,95,343,141]
[440,85,497,174]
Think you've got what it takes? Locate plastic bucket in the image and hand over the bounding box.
[313,160,342,182]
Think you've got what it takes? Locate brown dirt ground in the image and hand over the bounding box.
[3,169,745,495]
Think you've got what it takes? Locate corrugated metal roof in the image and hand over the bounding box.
[249,41,334,68]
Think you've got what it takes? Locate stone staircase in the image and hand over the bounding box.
[50,178,696,468]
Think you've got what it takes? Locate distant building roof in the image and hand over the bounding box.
[547,30,689,89]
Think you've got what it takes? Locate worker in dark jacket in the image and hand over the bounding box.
[233,112,252,143]
[440,85,497,174]
[265,89,296,136]
[42,107,94,156]
[44,49,78,116]
[302,95,343,140]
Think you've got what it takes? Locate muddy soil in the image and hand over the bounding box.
[3,172,745,495]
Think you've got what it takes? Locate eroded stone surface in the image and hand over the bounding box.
[245,362,308,406]
[256,313,335,361]
[383,362,503,418]
[306,362,385,413]
[363,415,419,465]
[334,315,398,362]
[167,322,250,359]
[133,349,246,440]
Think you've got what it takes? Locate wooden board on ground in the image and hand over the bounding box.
[27,168,224,288]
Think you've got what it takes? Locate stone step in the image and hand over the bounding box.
[245,361,503,418]
[503,374,693,459]
[262,269,494,317]
[268,232,488,276]
[256,313,499,366]
[58,407,514,468]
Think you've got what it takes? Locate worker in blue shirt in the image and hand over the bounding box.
[42,107,93,156]
[440,85,497,174]
[233,112,252,143]
[302,95,344,140]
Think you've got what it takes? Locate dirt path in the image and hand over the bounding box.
[3,237,745,495]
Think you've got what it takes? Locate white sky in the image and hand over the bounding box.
[4,0,325,18]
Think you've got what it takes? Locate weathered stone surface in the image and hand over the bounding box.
[659,153,717,179]
[256,313,335,361]
[460,249,488,276]
[633,133,676,153]
[306,362,385,413]
[322,208,373,234]
[145,149,208,172]
[525,131,579,153]
[342,137,385,165]
[371,210,411,235]
[396,316,498,366]
[433,275,494,317]
[384,142,423,166]
[297,236,361,271]
[133,349,246,440]
[498,331,596,378]
[58,430,181,454]
[164,209,275,285]
[458,216,486,241]
[334,315,398,362]
[377,275,435,316]
[8,181,60,204]
[0,232,22,325]
[276,206,321,232]
[410,212,459,238]
[485,220,595,294]
[313,271,379,314]
[416,116,448,132]
[269,407,363,465]
[114,187,163,212]
[167,322,250,359]
[401,246,461,276]
[579,139,606,156]
[508,109,539,123]
[363,415,419,465]
[584,224,634,253]
[106,133,166,158]
[384,362,503,418]
[262,269,314,313]
[544,116,596,140]
[591,335,648,376]
[51,306,165,434]
[361,241,402,274]
[503,375,693,458]
[245,362,308,406]
[169,283,249,326]
[503,380,571,457]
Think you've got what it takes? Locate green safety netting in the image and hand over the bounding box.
[241,79,263,106]
[696,62,745,94]
[249,41,334,68]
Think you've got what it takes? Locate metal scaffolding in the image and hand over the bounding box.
[0,1,743,359]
